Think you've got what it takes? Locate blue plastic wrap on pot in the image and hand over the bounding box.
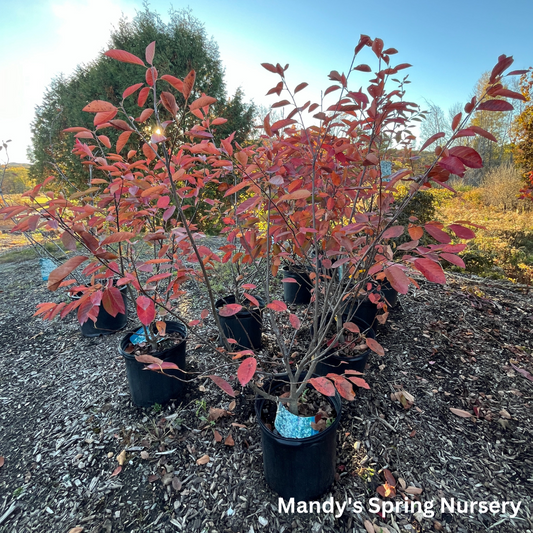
[274,402,319,439]
[40,258,56,281]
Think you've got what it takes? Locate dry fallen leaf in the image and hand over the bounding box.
[196,454,210,465]
[450,408,473,418]
[68,528,84,533]
[140,451,150,460]
[110,466,122,478]
[0,456,4,468]
[208,407,229,421]
[148,474,159,483]
[364,520,374,533]
[228,400,236,411]
[224,433,235,446]
[373,525,391,533]
[231,422,247,428]
[171,477,182,491]
[116,450,127,466]
[213,430,223,443]
[398,477,407,490]
[499,409,511,419]
[405,486,423,495]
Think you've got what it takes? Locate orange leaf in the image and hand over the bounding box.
[82,100,116,113]
[224,433,235,446]
[213,430,223,443]
[278,189,311,201]
[190,95,216,111]
[196,454,210,465]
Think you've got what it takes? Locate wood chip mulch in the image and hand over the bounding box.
[0,258,532,533]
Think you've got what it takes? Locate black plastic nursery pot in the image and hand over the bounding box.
[315,316,376,377]
[215,295,264,350]
[380,281,399,308]
[282,266,312,305]
[255,375,342,501]
[119,321,187,408]
[72,287,129,338]
[342,296,378,327]
[342,281,398,325]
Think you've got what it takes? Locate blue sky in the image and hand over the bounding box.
[1,0,532,164]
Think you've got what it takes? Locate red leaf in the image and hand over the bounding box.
[146,361,180,371]
[138,87,150,107]
[294,82,308,93]
[60,231,77,251]
[157,196,170,209]
[270,118,297,132]
[348,376,370,390]
[440,253,465,268]
[110,466,122,477]
[161,75,184,94]
[289,313,301,329]
[309,377,335,396]
[439,155,465,176]
[419,132,445,152]
[414,258,446,284]
[145,41,155,64]
[448,224,476,239]
[243,293,259,307]
[469,125,497,142]
[353,64,372,72]
[104,49,145,66]
[218,304,242,317]
[448,146,483,169]
[477,99,514,112]
[491,88,526,101]
[82,100,116,113]
[334,377,355,401]
[451,112,462,131]
[190,95,217,111]
[161,92,178,115]
[382,225,404,239]
[425,224,451,244]
[237,358,256,386]
[101,232,136,245]
[384,265,410,294]
[136,296,155,326]
[278,189,311,201]
[261,63,278,73]
[266,300,287,312]
[123,83,144,100]
[102,287,125,317]
[343,322,360,334]
[48,256,88,292]
[282,277,297,283]
[366,337,385,356]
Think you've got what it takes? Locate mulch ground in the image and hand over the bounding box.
[0,253,532,533]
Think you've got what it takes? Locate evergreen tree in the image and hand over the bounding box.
[28,5,256,187]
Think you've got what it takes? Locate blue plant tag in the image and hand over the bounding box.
[274,402,319,439]
[130,327,147,345]
[40,258,56,281]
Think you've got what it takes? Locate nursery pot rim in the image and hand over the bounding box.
[215,294,265,319]
[119,320,188,361]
